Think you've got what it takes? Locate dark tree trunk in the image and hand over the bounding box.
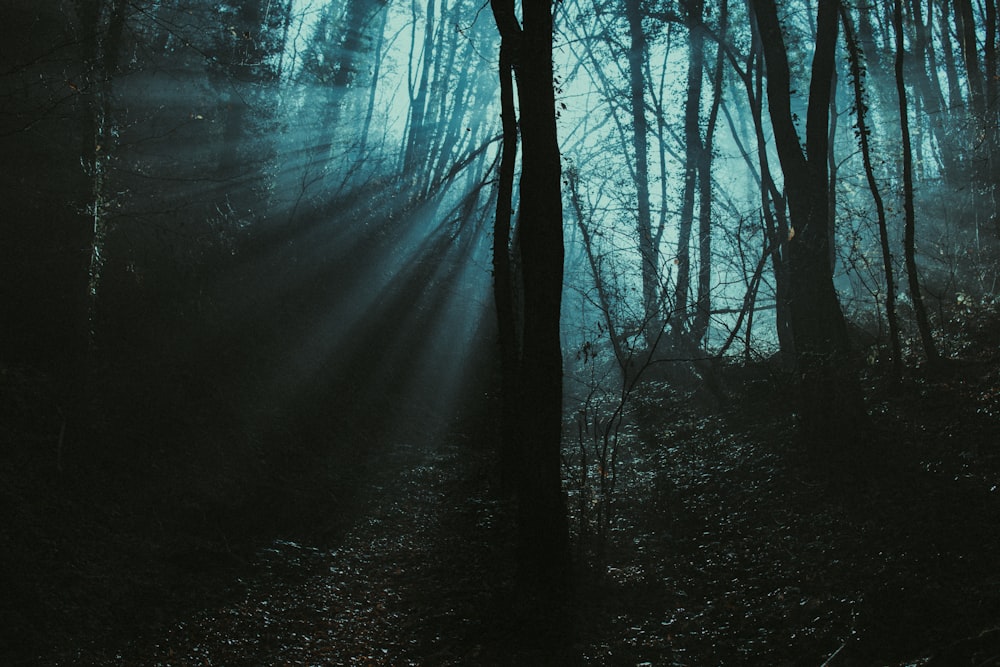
[893,0,940,368]
[491,0,521,489]
[516,0,570,592]
[625,0,659,346]
[358,6,390,159]
[490,0,570,593]
[690,0,726,347]
[215,1,262,177]
[841,7,903,381]
[76,0,126,350]
[954,0,985,118]
[986,0,999,122]
[742,23,795,359]
[902,0,962,186]
[674,0,705,344]
[403,0,437,179]
[750,0,868,457]
[986,0,1000,197]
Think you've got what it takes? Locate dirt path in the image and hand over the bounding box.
[58,439,520,666]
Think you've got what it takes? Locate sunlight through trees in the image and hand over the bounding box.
[4,0,1000,662]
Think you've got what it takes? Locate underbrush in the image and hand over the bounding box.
[4,301,1000,665]
[561,317,1000,665]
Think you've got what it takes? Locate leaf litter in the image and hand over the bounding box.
[17,343,1000,666]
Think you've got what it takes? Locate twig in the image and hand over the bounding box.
[820,638,849,667]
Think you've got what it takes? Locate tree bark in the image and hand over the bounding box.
[841,7,903,381]
[491,0,521,490]
[403,0,437,177]
[750,0,868,457]
[690,0,726,347]
[674,0,705,344]
[625,0,659,347]
[954,0,985,118]
[490,0,570,592]
[75,0,126,347]
[893,0,940,368]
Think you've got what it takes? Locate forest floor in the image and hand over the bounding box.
[4,308,1000,665]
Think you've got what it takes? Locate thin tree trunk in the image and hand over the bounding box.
[491,0,520,490]
[674,0,705,345]
[359,5,390,159]
[690,0,727,346]
[986,0,1000,195]
[403,0,437,176]
[954,0,985,118]
[625,0,658,347]
[749,30,794,358]
[905,0,960,185]
[76,0,126,343]
[842,7,903,380]
[567,168,628,372]
[893,0,940,367]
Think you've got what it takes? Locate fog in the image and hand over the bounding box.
[4,0,1000,663]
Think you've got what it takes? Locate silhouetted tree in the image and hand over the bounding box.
[841,7,902,380]
[625,0,659,346]
[750,0,868,457]
[892,0,940,368]
[490,0,571,592]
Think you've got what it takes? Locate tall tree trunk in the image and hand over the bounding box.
[690,0,727,347]
[77,0,126,344]
[403,0,437,178]
[827,63,839,273]
[750,17,795,360]
[985,0,1000,199]
[567,169,629,372]
[491,0,570,593]
[516,0,570,592]
[674,0,705,344]
[491,0,520,490]
[216,1,265,178]
[358,5,390,159]
[986,0,999,127]
[903,0,961,185]
[937,1,964,111]
[625,0,659,347]
[954,0,985,118]
[750,0,868,457]
[842,7,903,380]
[893,0,940,367]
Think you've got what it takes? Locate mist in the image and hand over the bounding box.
[3,0,1000,664]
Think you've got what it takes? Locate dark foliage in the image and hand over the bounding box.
[2,300,999,665]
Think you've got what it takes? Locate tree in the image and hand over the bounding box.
[749,0,868,458]
[75,0,127,339]
[625,0,659,347]
[673,0,706,346]
[490,0,571,591]
[673,0,726,349]
[212,0,288,179]
[892,0,940,368]
[841,6,902,380]
[492,0,521,489]
[0,1,127,373]
[402,0,438,180]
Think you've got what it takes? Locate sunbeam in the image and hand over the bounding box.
[6,0,1000,663]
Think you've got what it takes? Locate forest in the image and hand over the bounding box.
[2,0,1000,664]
